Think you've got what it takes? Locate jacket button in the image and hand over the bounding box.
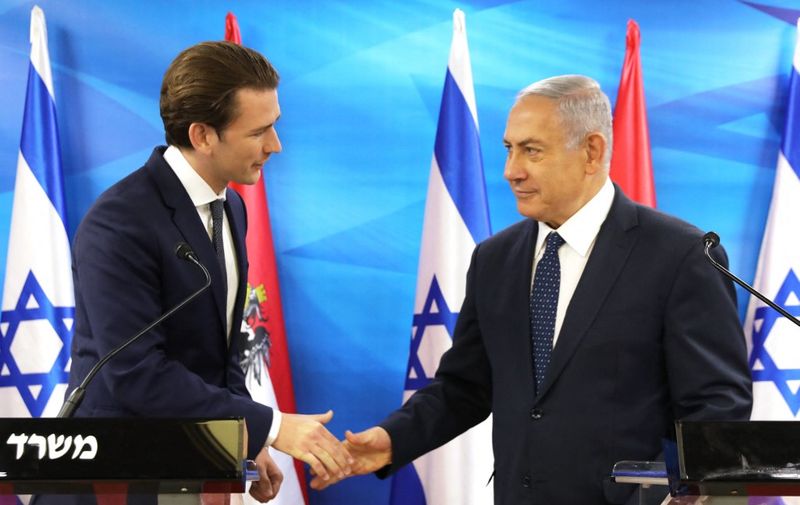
[530,408,543,420]
[521,474,531,488]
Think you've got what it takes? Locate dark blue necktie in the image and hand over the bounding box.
[531,232,565,393]
[210,199,227,289]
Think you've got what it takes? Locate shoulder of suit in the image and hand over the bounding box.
[623,202,711,261]
[75,155,163,240]
[84,165,149,211]
[634,204,705,240]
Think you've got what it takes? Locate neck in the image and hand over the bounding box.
[547,175,607,229]
[178,146,226,194]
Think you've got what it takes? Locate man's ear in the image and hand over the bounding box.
[187,122,217,155]
[584,132,607,175]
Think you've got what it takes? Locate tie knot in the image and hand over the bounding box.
[545,232,565,252]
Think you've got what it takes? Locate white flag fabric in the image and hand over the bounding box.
[744,19,800,422]
[241,359,305,505]
[389,9,494,505]
[0,5,74,420]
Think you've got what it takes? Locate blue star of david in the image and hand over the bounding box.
[749,269,800,414]
[0,271,74,417]
[404,275,458,391]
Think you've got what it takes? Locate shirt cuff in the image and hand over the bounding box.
[266,409,283,446]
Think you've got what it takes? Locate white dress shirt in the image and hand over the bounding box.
[163,145,282,446]
[531,177,615,347]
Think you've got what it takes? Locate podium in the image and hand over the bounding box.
[613,421,800,504]
[0,418,248,496]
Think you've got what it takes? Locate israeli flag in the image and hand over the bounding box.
[744,18,800,421]
[0,6,74,419]
[390,9,493,505]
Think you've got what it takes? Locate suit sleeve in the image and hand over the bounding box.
[72,197,272,459]
[226,334,251,398]
[378,245,493,475]
[663,240,752,421]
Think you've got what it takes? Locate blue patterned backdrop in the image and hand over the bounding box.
[1,0,797,503]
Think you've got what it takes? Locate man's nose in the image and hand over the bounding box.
[504,151,525,181]
[265,128,282,154]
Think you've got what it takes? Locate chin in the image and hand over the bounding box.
[236,174,261,186]
[517,203,543,221]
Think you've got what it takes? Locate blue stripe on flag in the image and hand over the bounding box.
[781,66,800,180]
[19,64,68,220]
[389,462,427,505]
[433,70,491,243]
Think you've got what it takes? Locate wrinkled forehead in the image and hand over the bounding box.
[504,95,564,139]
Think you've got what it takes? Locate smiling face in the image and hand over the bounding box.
[502,94,605,228]
[194,87,282,192]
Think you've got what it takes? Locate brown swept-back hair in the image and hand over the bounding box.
[160,41,279,148]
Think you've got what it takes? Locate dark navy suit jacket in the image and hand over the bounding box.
[67,147,273,459]
[380,186,753,505]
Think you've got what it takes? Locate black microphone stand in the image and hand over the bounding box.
[703,231,800,329]
[57,242,211,418]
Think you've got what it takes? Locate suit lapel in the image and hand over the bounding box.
[509,220,539,400]
[535,187,639,400]
[146,149,229,333]
[224,189,249,348]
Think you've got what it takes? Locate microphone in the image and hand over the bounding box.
[58,242,212,418]
[702,231,800,329]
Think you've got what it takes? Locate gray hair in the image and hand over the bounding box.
[517,75,613,169]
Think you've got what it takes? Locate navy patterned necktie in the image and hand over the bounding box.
[530,232,565,394]
[210,199,227,290]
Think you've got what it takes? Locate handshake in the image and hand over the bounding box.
[248,410,393,502]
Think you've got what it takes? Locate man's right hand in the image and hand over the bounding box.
[272,410,353,483]
[309,426,392,491]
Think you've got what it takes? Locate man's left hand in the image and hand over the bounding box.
[249,447,283,503]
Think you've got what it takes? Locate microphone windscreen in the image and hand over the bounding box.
[175,242,195,260]
[703,231,720,249]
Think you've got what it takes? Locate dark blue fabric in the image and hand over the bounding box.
[389,463,427,505]
[781,66,800,179]
[433,70,491,244]
[19,63,67,220]
[210,198,227,298]
[530,232,565,392]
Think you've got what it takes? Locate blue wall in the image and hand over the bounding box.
[1,1,796,503]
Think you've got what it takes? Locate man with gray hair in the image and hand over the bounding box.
[318,75,752,504]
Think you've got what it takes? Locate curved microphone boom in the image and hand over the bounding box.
[57,242,211,418]
[703,231,800,329]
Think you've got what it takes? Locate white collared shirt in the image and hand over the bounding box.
[531,177,615,347]
[163,146,283,446]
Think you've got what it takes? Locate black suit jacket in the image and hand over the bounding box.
[380,187,752,504]
[67,147,272,459]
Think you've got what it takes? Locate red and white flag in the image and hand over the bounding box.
[226,12,308,505]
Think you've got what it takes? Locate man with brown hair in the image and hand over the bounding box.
[65,41,351,503]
